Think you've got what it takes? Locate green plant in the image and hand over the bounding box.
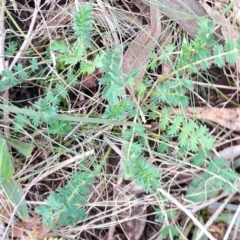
[0,137,32,220]
[3,1,240,235]
[186,157,239,203]
[150,18,240,210]
[161,18,240,74]
[36,169,99,228]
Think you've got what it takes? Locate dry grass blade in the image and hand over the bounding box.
[9,0,40,70]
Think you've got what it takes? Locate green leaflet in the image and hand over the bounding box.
[6,137,34,158]
[186,172,220,203]
[1,178,29,220]
[0,138,29,220]
[0,138,14,182]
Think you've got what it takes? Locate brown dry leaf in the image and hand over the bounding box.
[158,0,208,38]
[81,70,102,90]
[175,107,240,131]
[23,224,50,240]
[160,24,173,75]
[121,1,162,93]
[208,224,226,240]
[12,215,50,240]
[120,204,148,240]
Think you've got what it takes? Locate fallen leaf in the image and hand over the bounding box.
[23,224,50,240]
[120,204,148,240]
[121,1,162,93]
[120,2,162,123]
[12,215,50,240]
[158,0,208,38]
[175,107,240,131]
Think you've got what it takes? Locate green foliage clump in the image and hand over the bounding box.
[73,3,93,47]
[99,46,126,106]
[12,4,95,136]
[152,78,193,107]
[4,1,240,233]
[187,157,238,203]
[161,18,240,74]
[122,126,161,193]
[124,150,161,193]
[36,169,98,228]
[159,108,214,153]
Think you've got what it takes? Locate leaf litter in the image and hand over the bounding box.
[174,107,240,132]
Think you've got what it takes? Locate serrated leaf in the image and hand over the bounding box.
[160,107,170,129]
[58,55,79,65]
[80,61,95,75]
[73,3,93,46]
[199,135,214,150]
[181,78,194,90]
[73,43,84,58]
[165,44,175,52]
[214,44,225,67]
[191,150,207,167]
[6,138,33,158]
[186,173,220,203]
[102,84,125,106]
[179,131,189,147]
[35,205,55,228]
[161,226,180,238]
[189,136,198,152]
[225,39,237,65]
[200,59,211,70]
[93,53,104,68]
[51,40,69,54]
